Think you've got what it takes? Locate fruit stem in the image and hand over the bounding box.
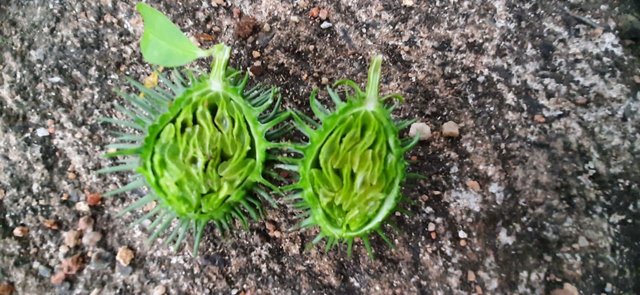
[365,55,382,110]
[209,43,231,92]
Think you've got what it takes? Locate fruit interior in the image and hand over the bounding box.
[309,109,398,232]
[148,89,256,218]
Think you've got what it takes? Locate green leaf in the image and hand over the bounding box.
[136,3,209,67]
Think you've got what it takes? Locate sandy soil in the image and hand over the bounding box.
[1,0,639,294]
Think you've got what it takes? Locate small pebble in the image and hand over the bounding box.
[550,283,579,295]
[75,201,90,212]
[13,226,29,237]
[42,219,59,230]
[0,282,14,295]
[318,8,329,20]
[309,7,319,18]
[86,192,102,206]
[38,265,52,278]
[36,128,50,137]
[458,230,468,239]
[61,254,83,275]
[290,16,300,23]
[262,23,271,32]
[427,222,436,232]
[90,250,113,270]
[78,216,94,231]
[578,236,589,247]
[82,231,102,247]
[67,172,77,180]
[533,114,546,123]
[152,285,167,295]
[475,285,483,294]
[402,0,414,6]
[64,230,82,248]
[320,21,332,29]
[467,270,476,282]
[575,97,588,105]
[442,121,459,137]
[50,272,66,285]
[604,282,613,292]
[409,122,431,140]
[466,180,481,191]
[460,239,467,247]
[251,50,261,58]
[430,232,437,240]
[116,246,135,266]
[321,77,329,85]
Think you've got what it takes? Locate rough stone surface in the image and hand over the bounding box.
[1,0,639,294]
[441,121,460,137]
[409,122,432,140]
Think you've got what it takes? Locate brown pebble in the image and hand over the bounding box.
[67,172,77,180]
[86,192,102,206]
[235,15,257,39]
[265,221,276,232]
[475,285,483,294]
[309,7,319,18]
[533,114,546,123]
[466,180,481,192]
[116,246,135,266]
[442,121,460,137]
[460,239,467,247]
[61,193,69,201]
[430,232,437,240]
[252,50,261,58]
[61,254,83,275]
[64,230,82,248]
[0,282,14,295]
[195,33,215,43]
[232,8,242,19]
[142,200,157,212]
[410,155,418,161]
[50,272,66,285]
[318,8,329,20]
[250,65,263,76]
[77,216,94,232]
[467,270,476,282]
[42,219,59,230]
[575,97,588,105]
[0,189,5,200]
[12,226,29,237]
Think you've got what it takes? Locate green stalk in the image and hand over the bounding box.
[209,43,231,91]
[364,55,382,110]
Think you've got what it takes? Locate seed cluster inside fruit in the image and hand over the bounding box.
[143,88,257,219]
[309,110,398,232]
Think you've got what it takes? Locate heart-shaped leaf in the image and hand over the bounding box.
[136,3,209,67]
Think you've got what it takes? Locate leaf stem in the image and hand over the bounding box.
[364,55,383,110]
[209,43,231,91]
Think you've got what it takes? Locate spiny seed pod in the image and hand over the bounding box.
[283,56,418,257]
[98,3,288,255]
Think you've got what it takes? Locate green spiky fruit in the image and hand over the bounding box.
[99,44,288,254]
[285,56,418,257]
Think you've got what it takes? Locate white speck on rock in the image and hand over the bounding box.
[320,21,332,29]
[152,285,166,295]
[489,182,505,205]
[409,122,431,140]
[36,128,50,137]
[498,227,515,246]
[458,230,468,239]
[427,222,436,231]
[449,189,482,212]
